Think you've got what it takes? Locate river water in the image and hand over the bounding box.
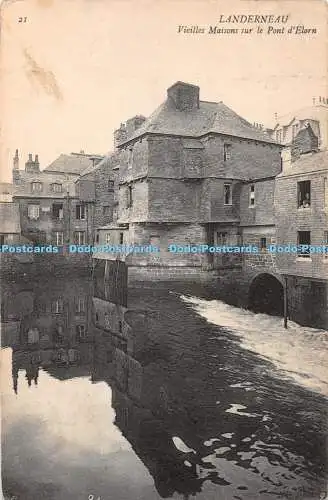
[1,275,327,500]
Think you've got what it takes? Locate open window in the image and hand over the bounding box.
[298,180,311,208]
[52,203,64,219]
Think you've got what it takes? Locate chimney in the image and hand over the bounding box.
[125,115,147,139]
[167,81,200,111]
[114,123,127,149]
[25,153,40,173]
[281,146,292,170]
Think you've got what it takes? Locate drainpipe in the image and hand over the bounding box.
[283,275,288,329]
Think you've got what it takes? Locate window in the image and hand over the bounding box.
[51,299,64,313]
[298,180,311,208]
[76,204,86,220]
[28,204,40,220]
[118,320,123,333]
[31,182,42,193]
[276,129,282,143]
[260,237,267,250]
[108,180,114,191]
[297,231,311,257]
[53,231,64,245]
[324,178,328,210]
[74,231,86,245]
[103,205,111,216]
[105,233,111,244]
[128,148,133,168]
[75,297,85,314]
[119,232,124,245]
[249,184,255,206]
[324,231,328,258]
[76,325,86,340]
[52,203,64,219]
[127,185,133,208]
[224,183,232,205]
[217,232,227,245]
[95,233,100,243]
[292,123,298,140]
[51,183,62,193]
[223,144,231,161]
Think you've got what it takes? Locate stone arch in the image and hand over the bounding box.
[248,272,284,316]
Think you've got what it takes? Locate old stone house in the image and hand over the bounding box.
[12,150,103,245]
[103,81,282,277]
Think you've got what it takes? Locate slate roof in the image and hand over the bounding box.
[44,154,95,175]
[78,151,120,178]
[118,99,276,145]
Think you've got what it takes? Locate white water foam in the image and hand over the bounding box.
[180,296,328,397]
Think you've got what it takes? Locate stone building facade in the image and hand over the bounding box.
[275,146,328,327]
[12,150,103,245]
[102,81,282,275]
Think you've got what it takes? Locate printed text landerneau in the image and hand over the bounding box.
[216,14,289,23]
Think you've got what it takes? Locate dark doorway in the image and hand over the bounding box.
[248,273,284,316]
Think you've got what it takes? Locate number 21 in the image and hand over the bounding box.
[18,17,27,23]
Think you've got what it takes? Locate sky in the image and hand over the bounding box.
[0,0,327,181]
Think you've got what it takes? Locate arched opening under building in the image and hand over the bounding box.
[248,273,284,316]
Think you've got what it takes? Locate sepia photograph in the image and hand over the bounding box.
[0,0,327,499]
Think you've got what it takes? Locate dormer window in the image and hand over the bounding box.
[51,183,62,193]
[31,182,42,193]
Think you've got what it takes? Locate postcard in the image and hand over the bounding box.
[1,0,327,499]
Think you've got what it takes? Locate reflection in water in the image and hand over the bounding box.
[1,270,327,500]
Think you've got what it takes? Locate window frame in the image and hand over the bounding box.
[31,181,43,193]
[74,231,86,245]
[297,230,311,258]
[51,183,63,193]
[52,203,64,220]
[249,184,255,207]
[76,204,86,220]
[27,204,40,220]
[223,143,231,161]
[53,231,64,245]
[297,180,311,209]
[224,183,232,206]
